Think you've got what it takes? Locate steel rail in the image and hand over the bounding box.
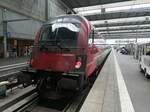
[0,62,28,72]
[3,92,38,112]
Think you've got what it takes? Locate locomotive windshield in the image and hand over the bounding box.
[40,23,79,50]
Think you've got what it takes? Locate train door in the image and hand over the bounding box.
[145,43,150,55]
[139,43,150,78]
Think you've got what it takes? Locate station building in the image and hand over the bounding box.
[0,0,71,58]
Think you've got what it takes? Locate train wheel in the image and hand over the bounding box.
[84,75,89,87]
[36,77,48,99]
[77,75,84,92]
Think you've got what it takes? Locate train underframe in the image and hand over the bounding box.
[20,65,100,99]
[32,70,89,99]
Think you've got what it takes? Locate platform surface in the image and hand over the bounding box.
[80,50,121,112]
[116,52,150,112]
[0,57,29,66]
[80,49,150,112]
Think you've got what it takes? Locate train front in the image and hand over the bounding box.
[32,23,80,72]
[30,16,87,95]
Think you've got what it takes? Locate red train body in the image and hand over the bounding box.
[30,15,103,92]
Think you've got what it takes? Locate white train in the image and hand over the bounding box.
[135,42,150,78]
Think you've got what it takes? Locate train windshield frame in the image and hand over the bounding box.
[40,22,80,50]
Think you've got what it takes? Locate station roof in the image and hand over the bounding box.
[62,0,150,40]
[61,0,131,8]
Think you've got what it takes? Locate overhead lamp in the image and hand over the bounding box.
[75,3,150,16]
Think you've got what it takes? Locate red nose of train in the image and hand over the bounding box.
[31,53,76,72]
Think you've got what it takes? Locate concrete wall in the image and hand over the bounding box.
[0,8,42,40]
[0,0,70,40]
[0,0,46,21]
[48,0,68,18]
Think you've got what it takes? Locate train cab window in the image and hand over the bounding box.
[40,23,80,48]
[40,25,55,41]
[54,23,79,40]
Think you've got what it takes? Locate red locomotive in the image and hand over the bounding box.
[29,15,103,96]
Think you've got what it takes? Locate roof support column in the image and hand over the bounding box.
[3,21,7,58]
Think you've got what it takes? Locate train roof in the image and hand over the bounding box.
[45,14,92,31]
[47,15,87,24]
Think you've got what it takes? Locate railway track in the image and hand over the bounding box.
[0,62,30,96]
[0,71,90,112]
[0,50,110,112]
[0,87,37,112]
[0,65,100,112]
[3,86,91,112]
[0,62,28,81]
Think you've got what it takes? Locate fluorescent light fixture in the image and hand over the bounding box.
[104,34,150,38]
[74,5,103,12]
[99,29,150,33]
[106,3,150,12]
[102,32,150,36]
[95,24,150,31]
[78,9,101,16]
[105,38,150,44]
[91,16,150,25]
[74,1,150,16]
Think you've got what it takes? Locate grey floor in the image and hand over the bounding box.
[0,56,29,66]
[116,53,150,112]
[80,51,121,112]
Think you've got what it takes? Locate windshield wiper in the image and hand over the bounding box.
[56,42,70,52]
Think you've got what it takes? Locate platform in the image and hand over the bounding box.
[80,49,150,112]
[0,57,29,67]
[80,50,121,112]
[116,51,150,112]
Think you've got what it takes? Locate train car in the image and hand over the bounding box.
[29,15,104,96]
[137,42,150,78]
